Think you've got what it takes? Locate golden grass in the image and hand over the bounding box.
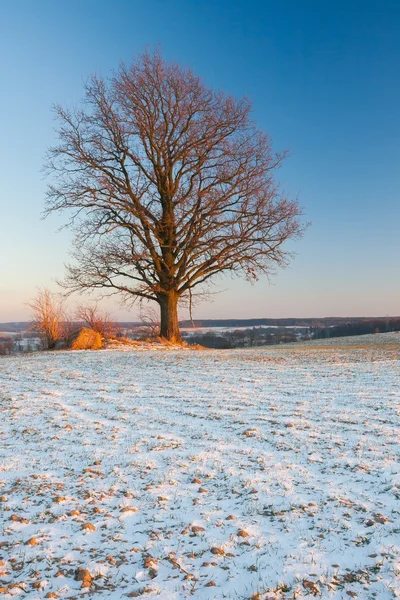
[71,328,102,351]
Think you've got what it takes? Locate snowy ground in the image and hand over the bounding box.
[0,334,399,599]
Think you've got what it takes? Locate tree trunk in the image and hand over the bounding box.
[159,292,181,342]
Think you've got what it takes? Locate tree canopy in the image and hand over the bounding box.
[45,50,305,341]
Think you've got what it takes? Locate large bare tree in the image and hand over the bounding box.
[45,51,305,341]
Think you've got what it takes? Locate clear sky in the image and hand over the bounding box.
[1,0,399,321]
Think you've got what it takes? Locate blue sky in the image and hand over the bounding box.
[1,0,399,320]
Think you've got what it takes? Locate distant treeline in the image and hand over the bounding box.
[185,328,299,349]
[183,317,400,349]
[311,318,400,339]
[1,316,399,335]
[179,316,399,329]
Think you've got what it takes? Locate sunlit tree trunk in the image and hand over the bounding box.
[159,292,181,342]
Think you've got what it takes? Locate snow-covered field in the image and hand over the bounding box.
[0,334,399,599]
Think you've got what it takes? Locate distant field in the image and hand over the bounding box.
[295,331,400,347]
[0,334,399,599]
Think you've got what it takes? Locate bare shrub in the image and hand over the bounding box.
[27,288,68,350]
[75,304,116,338]
[0,340,13,355]
[138,305,160,339]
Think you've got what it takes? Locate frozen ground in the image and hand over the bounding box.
[0,333,399,599]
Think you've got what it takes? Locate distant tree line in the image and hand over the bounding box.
[183,318,400,349]
[311,318,400,339]
[180,318,310,328]
[183,327,300,349]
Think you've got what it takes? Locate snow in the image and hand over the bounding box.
[0,333,399,599]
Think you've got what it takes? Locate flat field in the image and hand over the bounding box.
[0,334,399,599]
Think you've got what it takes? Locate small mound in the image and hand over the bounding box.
[71,328,102,350]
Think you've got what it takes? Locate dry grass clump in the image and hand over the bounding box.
[71,328,102,350]
[158,337,205,350]
[104,336,206,351]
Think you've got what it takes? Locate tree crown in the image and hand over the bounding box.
[45,51,306,338]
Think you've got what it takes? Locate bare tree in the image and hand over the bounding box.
[45,50,306,342]
[75,303,116,338]
[28,288,66,349]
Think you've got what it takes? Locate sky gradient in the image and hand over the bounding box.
[1,0,399,321]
